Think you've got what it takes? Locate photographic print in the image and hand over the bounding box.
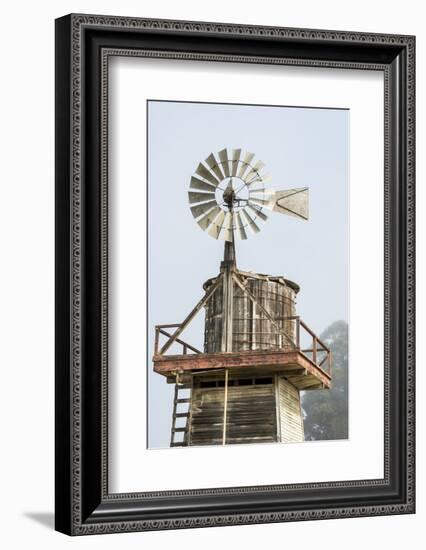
[148,100,349,449]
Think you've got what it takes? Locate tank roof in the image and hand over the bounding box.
[203,268,300,293]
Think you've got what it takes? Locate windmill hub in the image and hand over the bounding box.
[217,177,249,211]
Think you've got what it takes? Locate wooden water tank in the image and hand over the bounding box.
[203,271,299,353]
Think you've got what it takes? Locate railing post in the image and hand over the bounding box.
[313,336,317,365]
[154,327,160,355]
[183,344,187,355]
[296,317,300,349]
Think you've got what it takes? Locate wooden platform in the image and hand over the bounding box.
[153,349,331,391]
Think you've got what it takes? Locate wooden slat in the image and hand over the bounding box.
[277,377,304,443]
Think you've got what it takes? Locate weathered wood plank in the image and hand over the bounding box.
[278,377,304,443]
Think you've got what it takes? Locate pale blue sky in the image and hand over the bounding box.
[148,100,349,448]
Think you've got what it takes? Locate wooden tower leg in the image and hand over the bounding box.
[222,369,229,445]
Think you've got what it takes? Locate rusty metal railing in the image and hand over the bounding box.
[284,316,332,377]
[154,318,331,376]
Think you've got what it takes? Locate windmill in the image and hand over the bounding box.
[153,148,331,447]
[189,148,309,242]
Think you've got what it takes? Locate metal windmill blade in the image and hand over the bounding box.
[234,211,248,240]
[188,149,309,242]
[196,205,222,231]
[188,191,216,204]
[190,200,218,219]
[207,210,226,239]
[247,203,268,222]
[190,176,217,193]
[237,151,255,179]
[218,148,231,177]
[205,153,225,181]
[195,162,220,186]
[231,149,242,177]
[240,208,261,235]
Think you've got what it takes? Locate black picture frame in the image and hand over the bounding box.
[55,13,415,535]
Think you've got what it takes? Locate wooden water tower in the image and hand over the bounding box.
[153,149,332,447]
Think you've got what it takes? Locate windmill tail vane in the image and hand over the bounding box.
[188,148,309,242]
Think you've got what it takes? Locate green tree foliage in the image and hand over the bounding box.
[302,320,348,441]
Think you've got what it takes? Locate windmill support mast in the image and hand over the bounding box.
[220,227,235,353]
